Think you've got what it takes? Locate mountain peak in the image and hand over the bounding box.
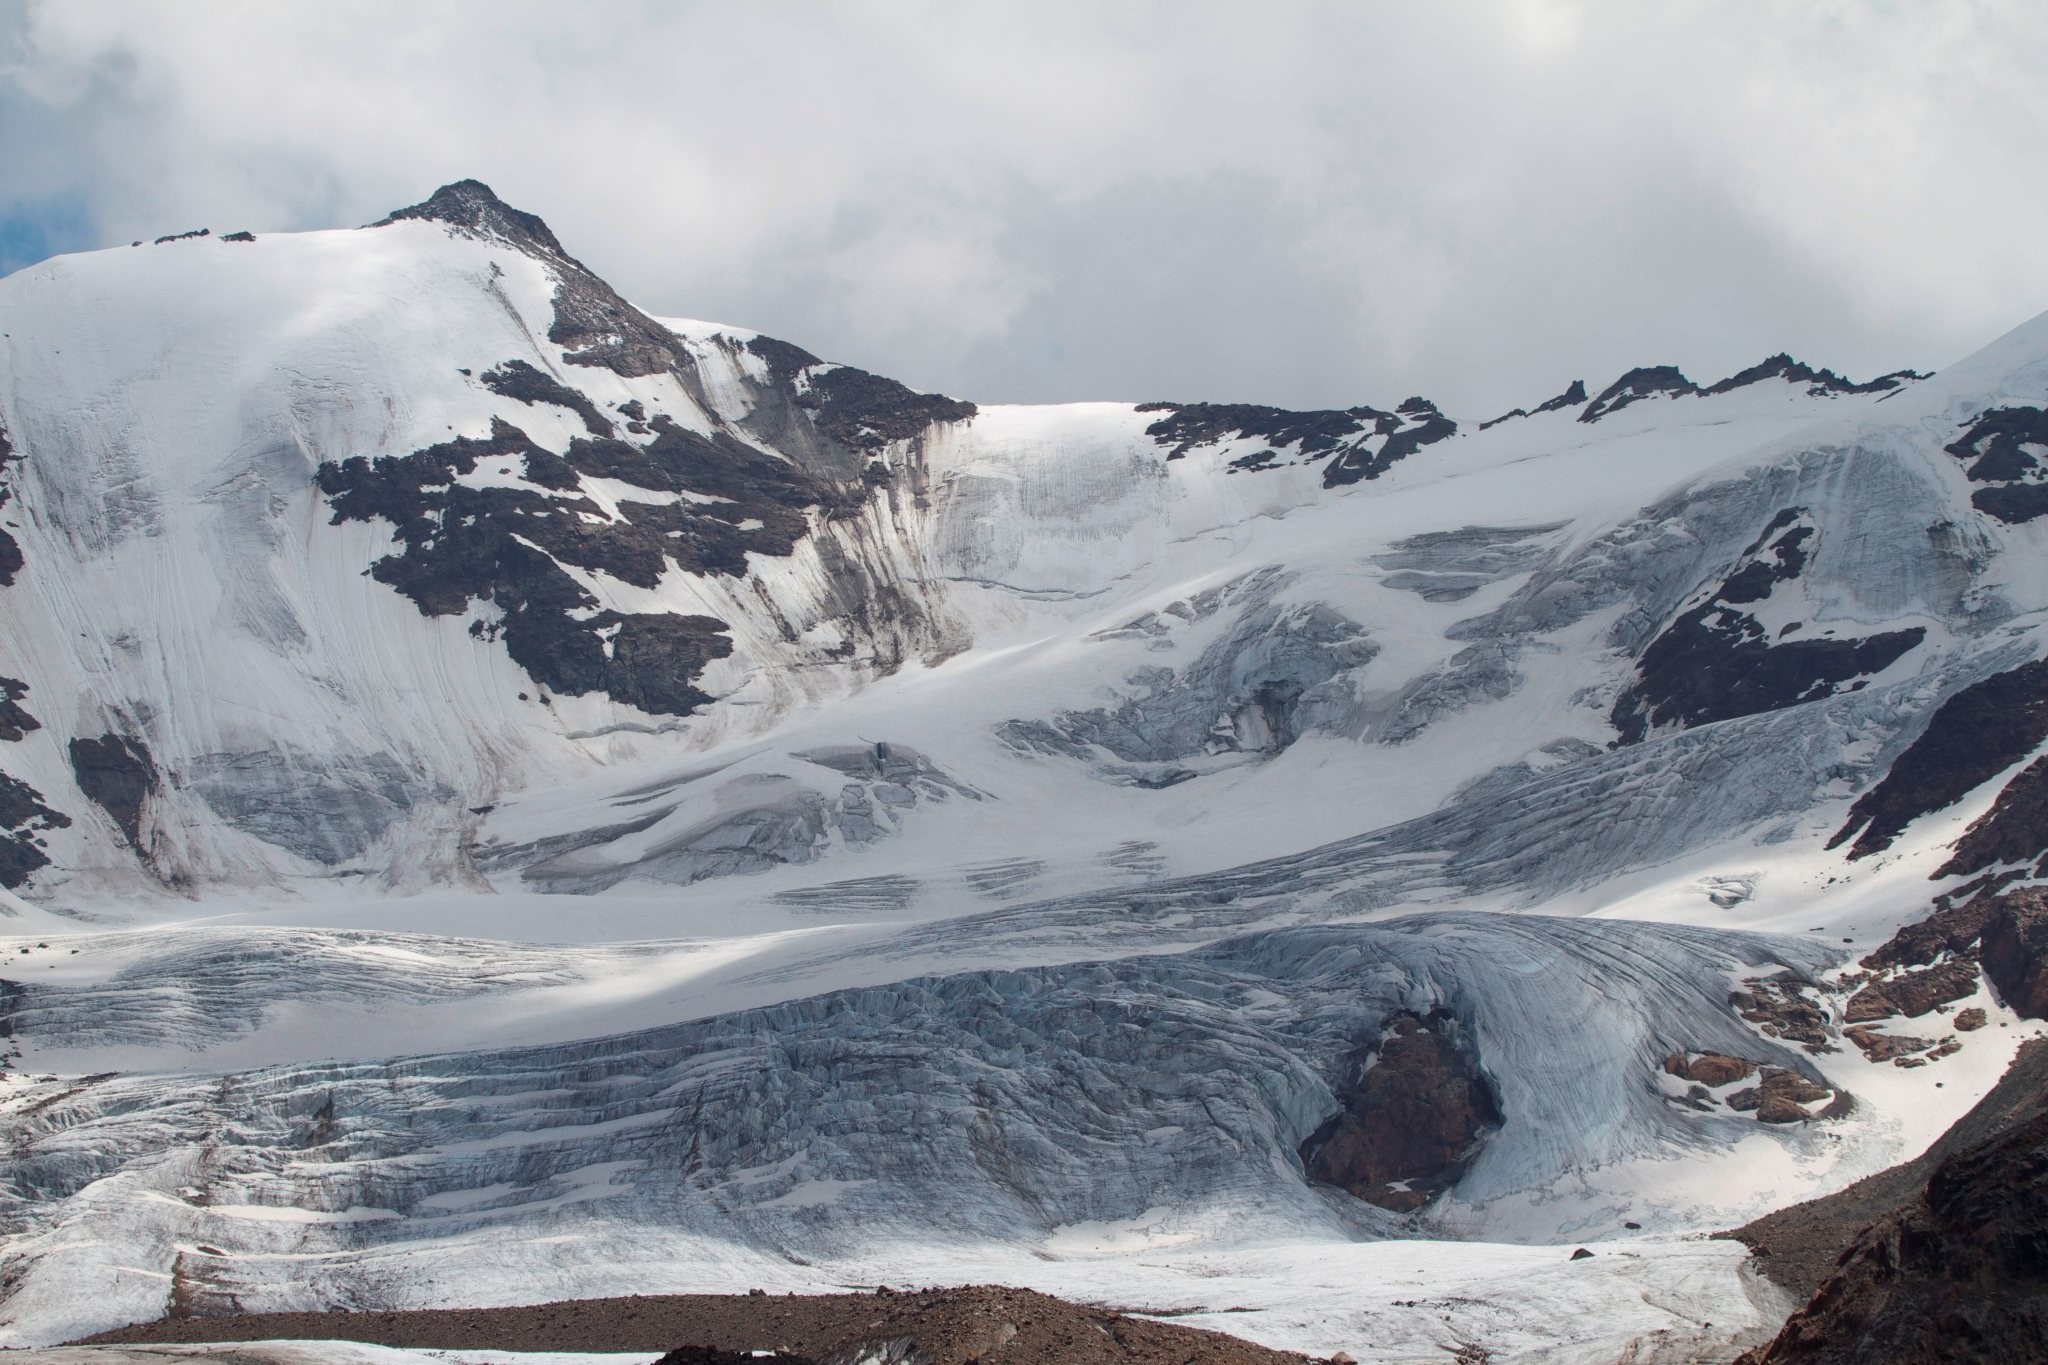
[375,179,571,261]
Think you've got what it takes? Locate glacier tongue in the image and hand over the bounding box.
[0,914,1849,1345]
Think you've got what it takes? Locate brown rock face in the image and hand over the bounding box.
[1981,890,2048,1020]
[1299,1009,1499,1213]
[1756,1094,1813,1125]
[1731,978,1834,1052]
[1844,1026,1934,1064]
[1955,1007,1989,1032]
[1841,984,1897,1023]
[1671,1052,1759,1087]
[1738,1108,2048,1363]
[1730,1068,1833,1123]
[1845,959,1978,1022]
[1855,887,2048,1028]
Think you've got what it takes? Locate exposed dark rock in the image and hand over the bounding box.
[1730,977,1835,1053]
[1134,397,1456,488]
[480,359,615,437]
[1831,659,2048,863]
[1737,1105,2048,1362]
[1702,354,1918,398]
[377,180,682,377]
[1934,754,2048,881]
[378,179,572,261]
[1322,399,1457,488]
[151,229,210,245]
[1864,895,2001,973]
[220,231,255,243]
[1480,379,1588,430]
[1299,1009,1499,1212]
[1734,1040,2048,1308]
[1844,1025,1934,1065]
[1753,1072,1835,1129]
[1850,889,2048,1028]
[1577,357,1913,426]
[1982,891,2048,1020]
[0,423,25,587]
[1579,365,1697,422]
[1843,960,1978,1022]
[1973,482,2048,525]
[67,734,158,850]
[0,676,38,743]
[1729,1068,1835,1124]
[399,183,958,442]
[352,182,974,714]
[747,337,977,453]
[1138,401,1377,462]
[0,769,69,888]
[1944,405,2048,525]
[1613,510,1923,744]
[315,417,776,716]
[1664,1051,1758,1087]
[1956,1007,1988,1031]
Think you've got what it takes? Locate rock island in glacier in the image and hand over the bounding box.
[1,181,2047,1362]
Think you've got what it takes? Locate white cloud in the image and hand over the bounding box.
[2,0,2045,415]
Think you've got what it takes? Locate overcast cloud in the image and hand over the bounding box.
[2,0,2044,416]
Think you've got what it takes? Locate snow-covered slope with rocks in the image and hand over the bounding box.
[2,182,2047,1357]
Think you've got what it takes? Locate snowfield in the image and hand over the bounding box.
[0,184,2045,1358]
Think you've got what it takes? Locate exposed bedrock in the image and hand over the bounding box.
[1132,397,1456,487]
[1739,1105,2048,1364]
[1829,658,2048,863]
[1944,403,2048,526]
[0,769,68,889]
[1379,441,1988,753]
[318,183,981,721]
[1849,888,2048,1025]
[1611,508,1924,745]
[0,422,24,587]
[1574,356,1914,426]
[1299,1009,1498,1212]
[66,734,158,851]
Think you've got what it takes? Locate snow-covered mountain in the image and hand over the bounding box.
[1,181,2046,1358]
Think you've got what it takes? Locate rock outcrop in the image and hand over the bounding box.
[1299,1009,1499,1212]
[1738,1107,2048,1363]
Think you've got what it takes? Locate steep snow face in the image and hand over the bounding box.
[8,184,2048,1351]
[0,188,983,895]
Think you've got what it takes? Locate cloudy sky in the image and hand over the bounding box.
[2,1,2043,416]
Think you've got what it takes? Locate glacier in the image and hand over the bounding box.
[0,181,2046,1357]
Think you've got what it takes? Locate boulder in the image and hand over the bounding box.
[1300,1009,1499,1213]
